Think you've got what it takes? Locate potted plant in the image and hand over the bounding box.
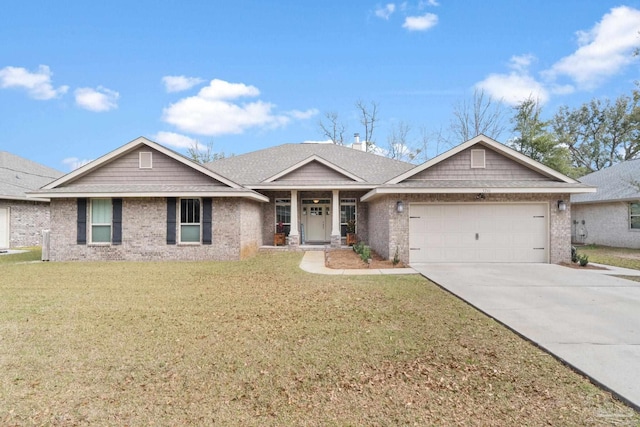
[274,221,286,246]
[346,219,357,246]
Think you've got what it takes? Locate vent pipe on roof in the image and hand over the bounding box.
[352,133,365,151]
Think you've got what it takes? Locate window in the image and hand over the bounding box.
[631,203,640,230]
[275,198,291,235]
[340,198,356,237]
[180,198,201,243]
[91,199,112,243]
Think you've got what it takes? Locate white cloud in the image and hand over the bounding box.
[153,131,199,149]
[62,157,92,171]
[162,75,205,93]
[287,108,319,120]
[74,86,119,112]
[0,65,68,100]
[476,55,549,106]
[544,6,640,89]
[402,13,438,31]
[375,3,396,20]
[162,78,314,136]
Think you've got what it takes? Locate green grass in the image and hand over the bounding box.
[0,246,41,264]
[1,252,638,426]
[576,245,640,270]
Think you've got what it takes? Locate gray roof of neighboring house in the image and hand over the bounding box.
[0,151,63,200]
[571,159,640,204]
[205,143,415,185]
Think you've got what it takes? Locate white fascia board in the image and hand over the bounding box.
[263,155,365,183]
[43,136,243,190]
[28,190,269,202]
[361,186,596,202]
[386,135,579,184]
[247,184,375,191]
[6,194,51,202]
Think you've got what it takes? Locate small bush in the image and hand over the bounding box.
[353,241,364,254]
[577,254,589,267]
[571,246,578,263]
[360,245,371,263]
[392,246,400,266]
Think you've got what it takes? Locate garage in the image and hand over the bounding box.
[409,203,549,263]
[0,207,9,249]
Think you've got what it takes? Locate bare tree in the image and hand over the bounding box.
[187,140,226,163]
[387,121,412,161]
[449,88,507,144]
[318,111,346,145]
[355,99,379,151]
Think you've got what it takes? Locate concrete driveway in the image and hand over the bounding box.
[412,263,640,410]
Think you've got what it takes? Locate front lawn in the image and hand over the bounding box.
[575,244,640,270]
[1,252,637,426]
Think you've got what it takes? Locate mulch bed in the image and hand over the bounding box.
[325,248,405,269]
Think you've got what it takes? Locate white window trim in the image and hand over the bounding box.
[178,198,202,244]
[275,198,291,232]
[89,198,112,245]
[630,202,640,231]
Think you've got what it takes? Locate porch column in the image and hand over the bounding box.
[330,190,341,247]
[288,190,299,247]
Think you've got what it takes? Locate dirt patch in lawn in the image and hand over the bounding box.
[325,248,405,269]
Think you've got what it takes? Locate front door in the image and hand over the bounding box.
[305,204,330,241]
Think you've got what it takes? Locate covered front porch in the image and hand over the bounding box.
[259,189,368,248]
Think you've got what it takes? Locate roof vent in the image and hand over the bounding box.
[139,152,153,169]
[471,149,485,168]
[352,133,365,151]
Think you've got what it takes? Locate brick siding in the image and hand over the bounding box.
[49,197,253,261]
[0,200,50,248]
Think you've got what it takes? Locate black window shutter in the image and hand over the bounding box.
[112,198,122,245]
[77,198,87,245]
[167,197,177,245]
[202,198,212,245]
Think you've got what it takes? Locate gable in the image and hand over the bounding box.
[402,144,550,182]
[64,146,226,187]
[274,160,358,182]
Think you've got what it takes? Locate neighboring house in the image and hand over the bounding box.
[570,159,640,248]
[29,135,594,263]
[0,151,63,249]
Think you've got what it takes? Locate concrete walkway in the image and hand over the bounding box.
[299,251,419,275]
[412,262,640,411]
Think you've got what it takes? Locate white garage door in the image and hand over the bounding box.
[409,203,548,263]
[0,207,9,249]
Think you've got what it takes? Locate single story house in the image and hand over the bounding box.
[0,151,62,249]
[571,159,640,248]
[29,135,594,263]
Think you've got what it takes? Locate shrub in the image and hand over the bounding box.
[360,245,371,263]
[392,246,400,266]
[577,254,589,267]
[571,246,578,263]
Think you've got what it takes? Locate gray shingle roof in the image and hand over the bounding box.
[383,180,592,189]
[571,159,640,203]
[205,143,415,185]
[0,151,63,200]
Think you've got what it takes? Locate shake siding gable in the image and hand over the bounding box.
[66,147,224,186]
[405,145,549,181]
[275,161,356,182]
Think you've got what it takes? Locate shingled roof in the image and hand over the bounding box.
[571,159,640,204]
[205,143,415,186]
[0,151,62,201]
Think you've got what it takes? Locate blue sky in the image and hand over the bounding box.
[2,0,640,171]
